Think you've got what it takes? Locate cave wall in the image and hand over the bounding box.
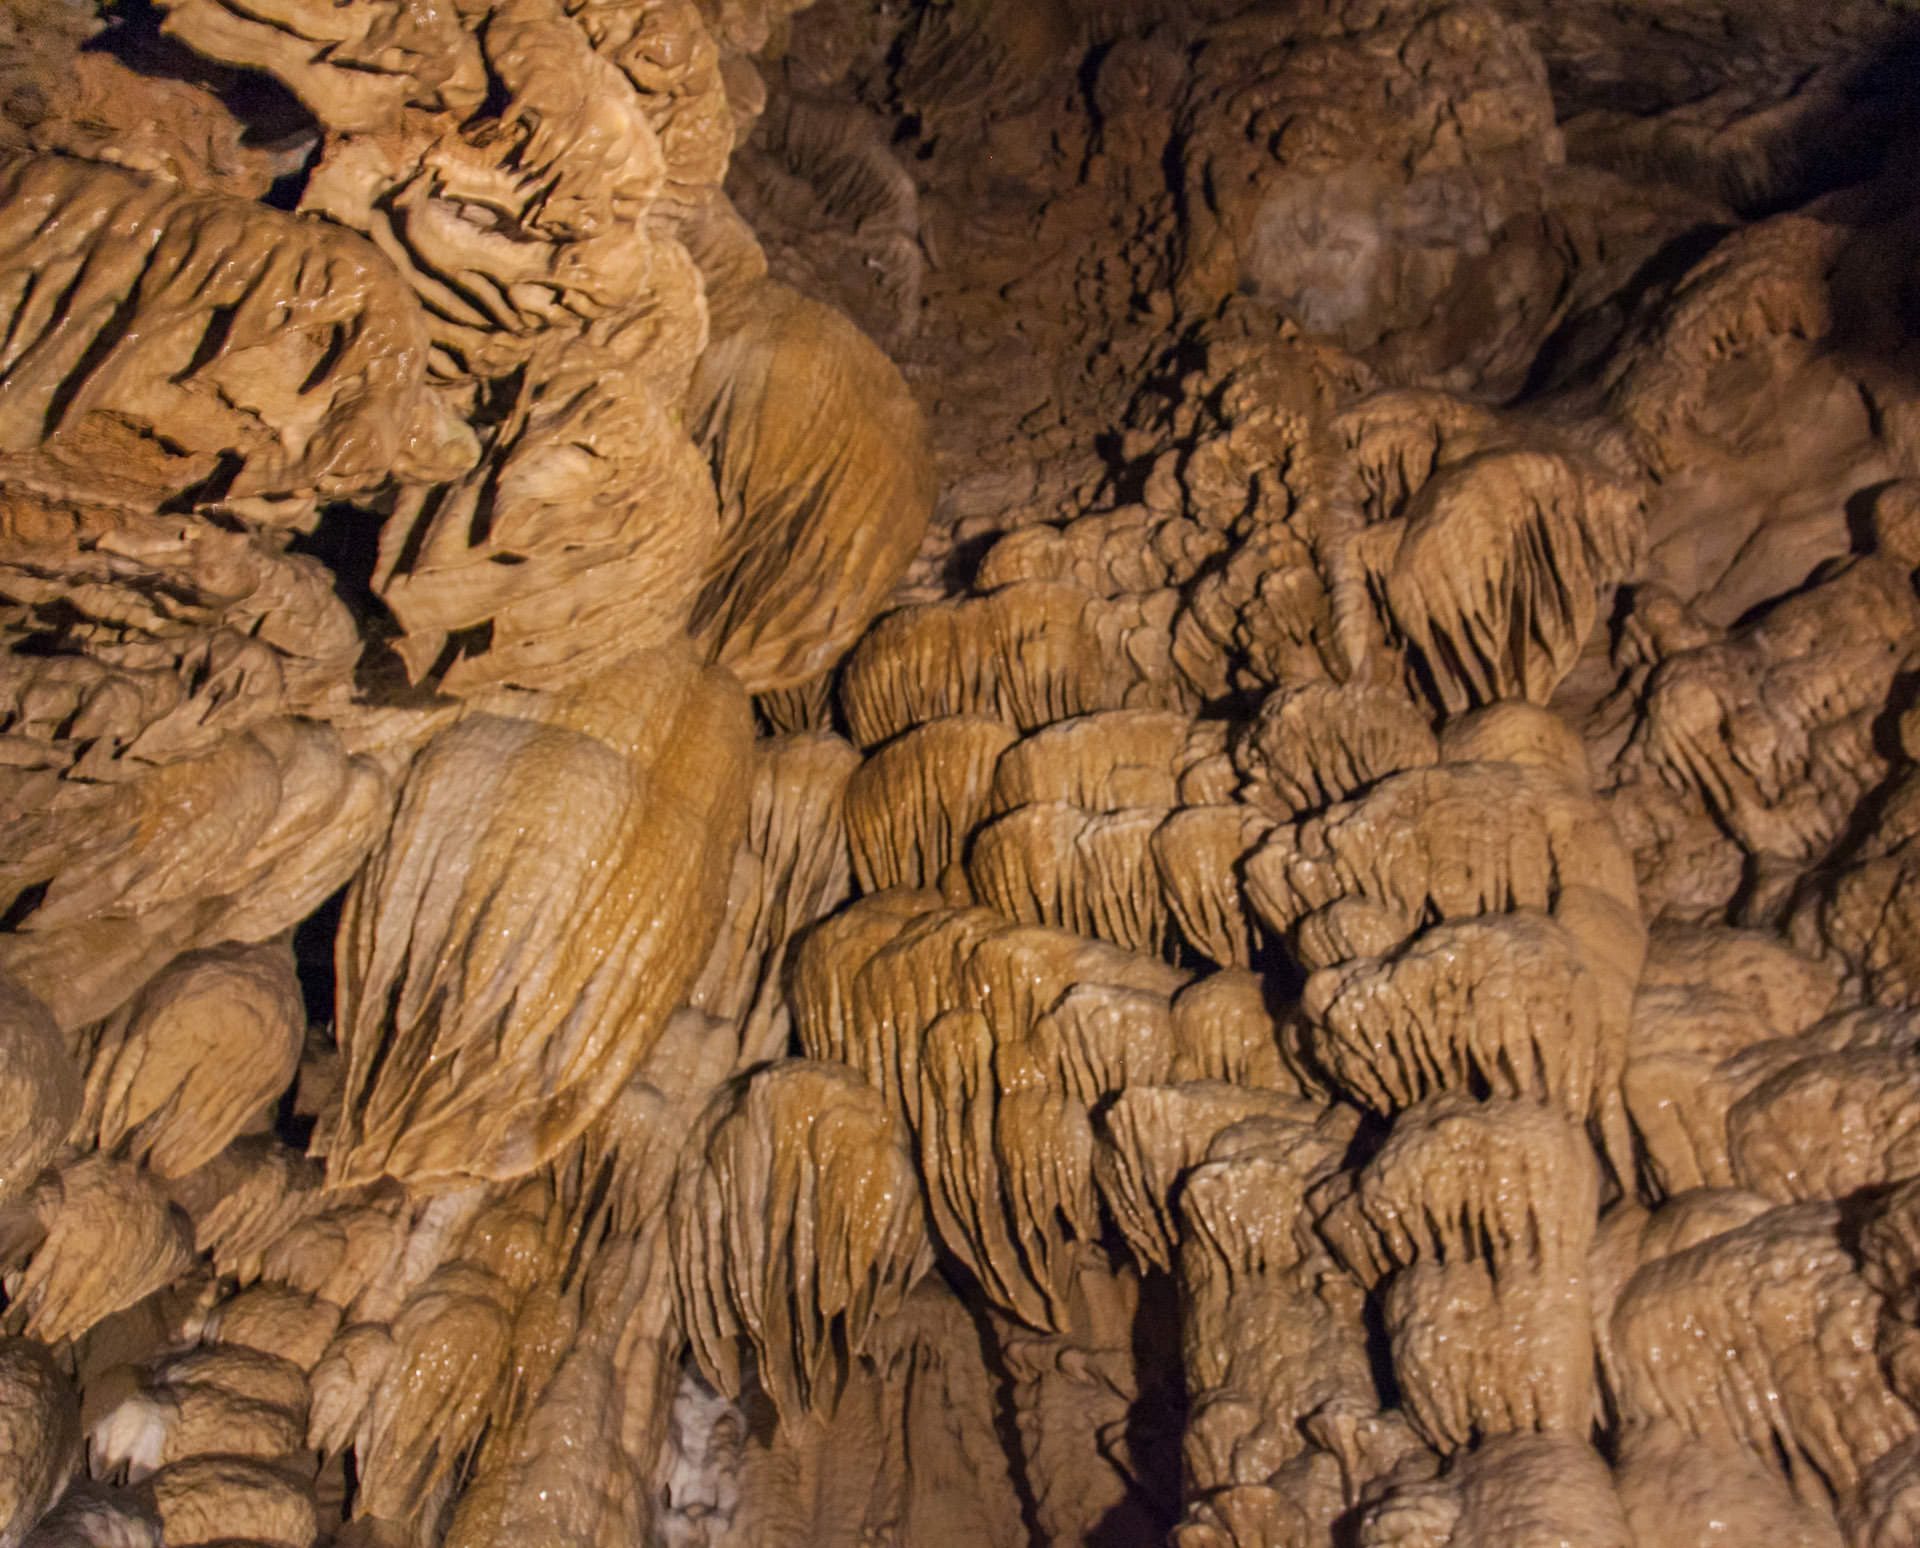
[3,0,1920,1544]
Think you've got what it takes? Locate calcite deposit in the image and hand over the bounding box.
[2,0,1920,1542]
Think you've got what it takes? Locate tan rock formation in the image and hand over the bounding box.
[844,715,1014,895]
[1614,1420,1844,1548]
[1302,910,1624,1126]
[15,1480,160,1548]
[331,641,753,1187]
[79,941,304,1179]
[0,151,469,518]
[147,1455,316,1548]
[4,0,1920,1540]
[4,1157,195,1346]
[0,978,79,1203]
[1357,1433,1631,1548]
[687,278,935,691]
[1320,1095,1602,1453]
[668,1060,929,1427]
[1609,1202,1918,1508]
[688,730,862,1061]
[0,1338,79,1548]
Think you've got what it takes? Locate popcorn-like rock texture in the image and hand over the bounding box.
[2,0,1920,1542]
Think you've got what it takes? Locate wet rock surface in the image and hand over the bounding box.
[2,0,1920,1543]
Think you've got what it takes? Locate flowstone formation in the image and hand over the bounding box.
[3,0,1920,1542]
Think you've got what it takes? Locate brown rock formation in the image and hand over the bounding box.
[3,0,1920,1542]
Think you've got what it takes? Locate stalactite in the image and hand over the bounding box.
[3,0,1920,1541]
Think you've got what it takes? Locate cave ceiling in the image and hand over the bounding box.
[2,0,1920,1543]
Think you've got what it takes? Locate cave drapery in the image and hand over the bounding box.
[4,0,1920,1543]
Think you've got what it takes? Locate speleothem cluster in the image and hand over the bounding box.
[2,0,1920,1543]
